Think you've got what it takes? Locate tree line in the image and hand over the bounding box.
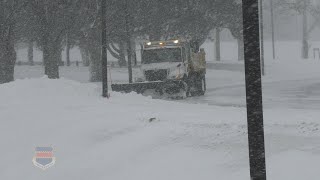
[0,0,244,84]
[275,0,320,59]
[2,0,318,84]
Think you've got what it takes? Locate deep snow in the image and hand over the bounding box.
[1,76,320,180]
[3,41,320,179]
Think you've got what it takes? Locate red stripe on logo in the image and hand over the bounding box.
[36,152,53,157]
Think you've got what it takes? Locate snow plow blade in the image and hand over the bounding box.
[111,80,186,94]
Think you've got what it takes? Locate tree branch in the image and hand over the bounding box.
[107,43,120,60]
[110,41,120,54]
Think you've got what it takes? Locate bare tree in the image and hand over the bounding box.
[276,0,319,59]
[0,0,26,83]
[28,0,83,78]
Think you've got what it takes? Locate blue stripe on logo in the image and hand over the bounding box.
[36,147,53,152]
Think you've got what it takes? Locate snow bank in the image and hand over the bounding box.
[0,77,248,180]
[0,77,319,180]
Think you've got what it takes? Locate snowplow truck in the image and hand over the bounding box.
[111,40,206,98]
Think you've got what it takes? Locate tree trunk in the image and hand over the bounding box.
[127,41,133,83]
[43,37,60,79]
[238,38,244,61]
[58,49,64,66]
[89,46,102,82]
[214,28,221,61]
[133,51,137,66]
[0,33,16,84]
[28,40,34,66]
[79,43,90,66]
[80,48,90,66]
[130,38,137,66]
[66,35,71,66]
[302,8,309,59]
[118,41,126,67]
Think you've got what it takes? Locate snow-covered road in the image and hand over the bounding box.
[186,77,320,110]
[14,63,320,110]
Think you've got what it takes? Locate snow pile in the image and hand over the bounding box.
[0,77,320,180]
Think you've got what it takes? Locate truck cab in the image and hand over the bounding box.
[139,40,189,82]
[139,40,206,96]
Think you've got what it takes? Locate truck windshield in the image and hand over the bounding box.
[142,48,182,64]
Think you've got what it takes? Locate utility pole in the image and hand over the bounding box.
[242,0,267,179]
[125,0,133,83]
[259,0,265,76]
[270,0,276,60]
[101,0,109,98]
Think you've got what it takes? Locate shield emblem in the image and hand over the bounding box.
[32,147,56,170]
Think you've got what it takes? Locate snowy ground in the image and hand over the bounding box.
[2,41,320,179]
[2,76,320,180]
